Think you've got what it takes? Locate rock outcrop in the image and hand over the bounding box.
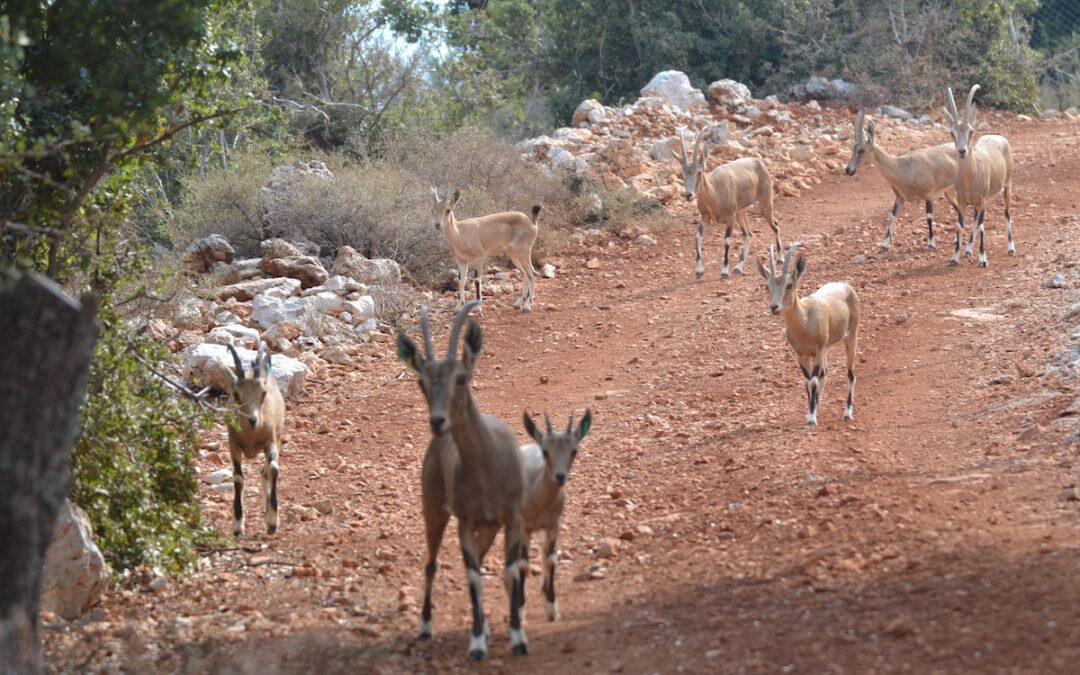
[41,500,109,620]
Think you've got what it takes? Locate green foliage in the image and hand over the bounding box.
[72,303,214,575]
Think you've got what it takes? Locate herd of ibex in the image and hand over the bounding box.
[215,84,1013,661]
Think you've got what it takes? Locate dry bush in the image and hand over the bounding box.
[171,153,274,258]
[168,126,666,287]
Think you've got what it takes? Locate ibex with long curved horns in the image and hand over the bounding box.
[220,342,285,536]
[397,302,530,660]
[845,110,964,252]
[676,129,783,279]
[942,85,1015,267]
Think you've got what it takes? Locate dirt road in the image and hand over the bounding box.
[45,116,1079,673]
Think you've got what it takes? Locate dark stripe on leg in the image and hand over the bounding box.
[232,461,243,523]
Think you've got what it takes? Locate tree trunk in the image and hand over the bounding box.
[0,274,98,674]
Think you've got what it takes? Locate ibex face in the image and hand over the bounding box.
[222,344,273,429]
[756,243,804,315]
[523,410,592,487]
[845,112,876,176]
[676,130,708,201]
[398,302,481,436]
[943,85,980,158]
[430,186,461,231]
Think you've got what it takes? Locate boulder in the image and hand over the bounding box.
[330,246,403,286]
[640,71,706,110]
[341,296,375,324]
[207,325,260,349]
[41,500,109,620]
[259,238,302,260]
[182,343,308,398]
[793,76,858,102]
[211,258,262,285]
[707,79,752,109]
[259,255,329,289]
[251,294,315,331]
[183,234,234,273]
[323,275,363,294]
[215,277,301,302]
[881,105,913,120]
[173,296,208,330]
[572,99,607,126]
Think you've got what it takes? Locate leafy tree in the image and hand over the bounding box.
[1,0,247,573]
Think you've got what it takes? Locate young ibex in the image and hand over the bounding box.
[942,85,1015,267]
[221,343,285,536]
[757,244,860,427]
[431,187,540,312]
[397,302,530,661]
[845,110,964,252]
[520,409,593,622]
[677,129,783,279]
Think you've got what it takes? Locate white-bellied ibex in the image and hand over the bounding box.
[757,244,860,427]
[845,110,964,252]
[397,302,530,660]
[221,343,285,536]
[942,85,1015,267]
[677,129,783,279]
[520,409,592,622]
[431,187,540,312]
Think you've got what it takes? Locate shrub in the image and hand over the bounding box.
[72,306,214,575]
[169,126,584,285]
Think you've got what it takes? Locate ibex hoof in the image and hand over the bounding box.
[979,260,988,268]
[418,632,432,642]
[947,259,959,268]
[927,241,937,250]
[695,271,704,280]
[1007,248,1017,256]
[267,524,277,535]
[468,650,487,662]
[844,412,854,422]
[879,244,890,253]
[511,643,529,656]
[732,266,745,276]
[720,271,729,280]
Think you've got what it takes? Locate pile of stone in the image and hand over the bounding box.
[167,232,407,397]
[517,70,944,202]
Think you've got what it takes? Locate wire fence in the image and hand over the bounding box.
[1029,0,1080,110]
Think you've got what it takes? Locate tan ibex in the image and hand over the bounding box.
[397,302,530,661]
[757,244,860,427]
[942,85,1015,267]
[220,343,285,536]
[520,409,592,622]
[845,110,964,252]
[676,129,783,279]
[431,187,540,312]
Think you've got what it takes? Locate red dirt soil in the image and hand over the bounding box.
[44,115,1079,674]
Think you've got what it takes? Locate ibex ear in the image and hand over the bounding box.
[941,107,954,125]
[461,319,483,370]
[577,409,592,440]
[396,333,425,373]
[218,362,238,391]
[262,352,272,378]
[865,121,875,141]
[793,254,807,284]
[430,186,438,203]
[756,259,770,279]
[523,411,544,444]
[450,189,461,207]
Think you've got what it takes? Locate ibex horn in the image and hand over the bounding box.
[781,242,803,280]
[227,344,246,381]
[447,300,481,360]
[964,84,981,122]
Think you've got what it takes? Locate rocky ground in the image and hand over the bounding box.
[42,110,1079,673]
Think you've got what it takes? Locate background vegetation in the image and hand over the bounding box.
[1,0,1076,575]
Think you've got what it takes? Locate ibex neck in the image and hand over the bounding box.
[443,212,464,249]
[782,295,809,337]
[870,145,903,185]
[449,390,495,472]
